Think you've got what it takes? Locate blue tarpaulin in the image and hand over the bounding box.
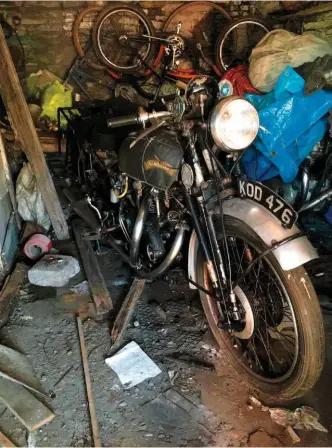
[243,67,332,183]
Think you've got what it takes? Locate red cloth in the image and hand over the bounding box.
[222,65,260,96]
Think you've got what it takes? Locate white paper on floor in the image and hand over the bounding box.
[105,341,162,388]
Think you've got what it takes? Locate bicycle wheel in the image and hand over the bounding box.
[93,4,156,74]
[163,2,231,59]
[215,18,269,71]
[72,6,105,71]
[132,76,178,102]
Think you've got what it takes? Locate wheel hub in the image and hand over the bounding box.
[167,34,185,57]
[233,285,254,340]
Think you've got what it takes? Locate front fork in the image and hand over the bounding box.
[183,134,240,323]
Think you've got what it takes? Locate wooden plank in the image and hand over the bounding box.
[3,131,66,153]
[111,278,146,345]
[72,218,112,315]
[275,3,332,21]
[77,317,101,448]
[0,263,28,329]
[0,430,15,447]
[0,25,69,240]
[0,378,55,432]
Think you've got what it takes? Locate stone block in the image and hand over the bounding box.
[28,255,80,287]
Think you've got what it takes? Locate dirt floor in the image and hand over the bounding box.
[0,245,332,447]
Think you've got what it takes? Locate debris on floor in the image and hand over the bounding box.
[247,428,283,447]
[270,406,328,433]
[28,254,80,287]
[106,341,162,389]
[0,429,15,447]
[0,263,28,328]
[249,394,328,433]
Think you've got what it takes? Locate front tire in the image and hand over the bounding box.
[197,215,324,399]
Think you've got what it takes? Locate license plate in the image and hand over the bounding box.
[238,180,297,228]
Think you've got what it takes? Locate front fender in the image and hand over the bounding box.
[188,197,318,289]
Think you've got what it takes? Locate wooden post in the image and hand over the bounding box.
[0,25,69,240]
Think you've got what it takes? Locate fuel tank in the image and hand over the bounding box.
[119,129,183,190]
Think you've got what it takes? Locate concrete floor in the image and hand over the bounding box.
[0,246,332,447]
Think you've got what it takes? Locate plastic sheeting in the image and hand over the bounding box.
[249,29,332,93]
[40,81,72,128]
[243,67,332,183]
[16,164,51,231]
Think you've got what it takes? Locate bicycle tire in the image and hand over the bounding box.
[92,4,156,74]
[133,83,176,102]
[163,2,231,33]
[72,6,105,71]
[215,17,269,72]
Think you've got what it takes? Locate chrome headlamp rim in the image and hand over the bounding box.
[209,96,259,152]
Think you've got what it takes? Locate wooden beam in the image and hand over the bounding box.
[111,278,146,345]
[3,131,66,153]
[0,377,55,432]
[0,25,69,240]
[72,218,112,316]
[275,3,332,22]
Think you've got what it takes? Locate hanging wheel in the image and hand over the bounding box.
[163,1,231,68]
[93,4,156,75]
[72,6,106,71]
[215,18,270,71]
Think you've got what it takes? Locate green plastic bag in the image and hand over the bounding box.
[40,80,72,128]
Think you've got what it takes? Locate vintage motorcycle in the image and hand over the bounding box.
[66,77,324,400]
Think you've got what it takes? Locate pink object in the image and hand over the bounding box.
[24,233,52,260]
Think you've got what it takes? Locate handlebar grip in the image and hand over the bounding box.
[107,114,139,128]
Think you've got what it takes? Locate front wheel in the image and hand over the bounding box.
[197,215,324,399]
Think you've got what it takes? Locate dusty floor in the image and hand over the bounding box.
[0,245,332,447]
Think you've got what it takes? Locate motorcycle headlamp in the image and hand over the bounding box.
[209,96,259,152]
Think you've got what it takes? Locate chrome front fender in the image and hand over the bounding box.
[188,197,318,289]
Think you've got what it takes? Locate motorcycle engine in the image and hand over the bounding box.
[118,129,183,190]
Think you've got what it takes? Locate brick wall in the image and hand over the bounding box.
[303,11,332,40]
[255,2,332,40]
[0,1,255,80]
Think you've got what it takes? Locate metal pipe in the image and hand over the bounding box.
[297,163,310,209]
[184,189,212,262]
[101,225,187,280]
[298,187,332,213]
[130,193,153,267]
[100,235,131,264]
[140,225,186,280]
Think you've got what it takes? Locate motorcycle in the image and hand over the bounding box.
[65,77,324,400]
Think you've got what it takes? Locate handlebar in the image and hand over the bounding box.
[107,108,172,128]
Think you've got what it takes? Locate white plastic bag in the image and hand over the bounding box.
[249,29,332,92]
[16,163,51,231]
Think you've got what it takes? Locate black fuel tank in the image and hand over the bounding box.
[119,129,183,190]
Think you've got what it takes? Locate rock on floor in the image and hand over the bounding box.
[28,255,80,287]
